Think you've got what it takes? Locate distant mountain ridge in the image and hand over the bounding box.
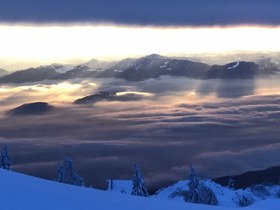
[205,61,260,79]
[7,102,54,116]
[114,54,210,81]
[214,166,280,189]
[0,65,62,83]
[0,68,9,77]
[0,54,278,83]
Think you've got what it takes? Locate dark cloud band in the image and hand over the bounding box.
[1,0,280,26]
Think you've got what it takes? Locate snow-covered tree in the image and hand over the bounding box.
[185,164,218,205]
[57,162,64,182]
[57,156,85,186]
[188,164,199,189]
[233,192,254,207]
[187,164,200,203]
[131,164,149,197]
[197,183,218,205]
[228,177,235,190]
[1,146,10,170]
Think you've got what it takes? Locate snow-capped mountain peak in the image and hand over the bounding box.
[227,62,240,70]
[54,65,75,73]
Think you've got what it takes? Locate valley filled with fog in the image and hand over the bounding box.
[2,1,280,208]
[0,75,280,190]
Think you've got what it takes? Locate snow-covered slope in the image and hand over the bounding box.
[155,180,242,207]
[155,179,280,209]
[54,65,75,73]
[107,179,133,194]
[0,169,279,210]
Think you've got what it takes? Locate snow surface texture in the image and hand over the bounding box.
[227,62,240,70]
[55,65,74,73]
[0,169,279,210]
[107,179,132,194]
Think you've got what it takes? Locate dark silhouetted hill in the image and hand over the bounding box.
[214,166,280,189]
[7,102,54,116]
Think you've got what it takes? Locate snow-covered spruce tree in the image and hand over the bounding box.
[131,164,149,196]
[56,156,85,186]
[1,146,10,170]
[185,164,218,205]
[187,164,200,203]
[57,162,64,183]
[228,177,235,190]
[197,183,218,205]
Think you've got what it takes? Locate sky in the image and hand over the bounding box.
[1,1,280,69]
[1,0,280,26]
[1,25,280,69]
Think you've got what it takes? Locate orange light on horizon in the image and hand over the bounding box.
[0,24,280,68]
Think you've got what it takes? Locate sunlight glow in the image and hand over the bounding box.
[1,25,280,66]
[0,82,95,106]
[116,91,154,96]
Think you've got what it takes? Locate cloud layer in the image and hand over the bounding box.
[1,0,280,26]
[0,77,280,190]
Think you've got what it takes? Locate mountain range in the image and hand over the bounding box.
[0,54,279,83]
[214,166,280,189]
[0,68,8,77]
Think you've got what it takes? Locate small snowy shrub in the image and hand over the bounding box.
[233,192,254,207]
[121,188,127,194]
[1,146,10,170]
[228,178,235,190]
[169,188,188,199]
[276,190,280,198]
[169,184,218,205]
[250,184,270,199]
